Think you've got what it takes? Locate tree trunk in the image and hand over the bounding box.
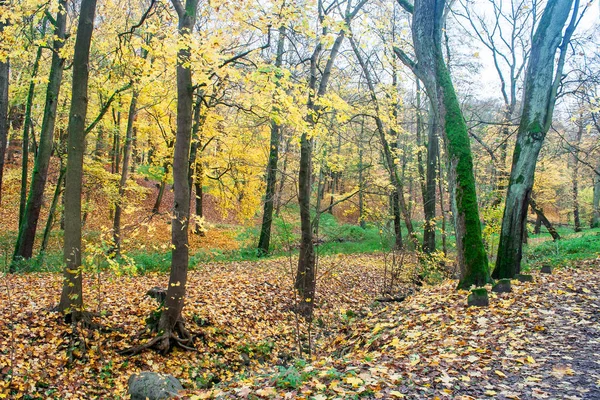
[153,0,199,353]
[571,116,583,232]
[257,26,285,256]
[493,0,576,279]
[0,8,8,207]
[18,45,44,229]
[296,25,346,320]
[40,166,65,255]
[112,92,137,256]
[274,134,289,217]
[400,0,492,288]
[13,3,67,262]
[423,105,438,253]
[57,0,98,319]
[592,168,600,228]
[391,190,403,249]
[152,161,170,214]
[350,36,416,248]
[534,213,542,234]
[529,197,560,241]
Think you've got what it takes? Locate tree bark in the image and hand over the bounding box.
[112,92,138,256]
[257,26,286,256]
[13,2,67,262]
[57,0,98,318]
[493,0,576,279]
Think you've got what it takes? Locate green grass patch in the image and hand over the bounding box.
[525,228,600,270]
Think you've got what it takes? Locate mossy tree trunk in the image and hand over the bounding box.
[13,2,67,262]
[395,0,491,288]
[493,0,577,279]
[57,0,98,318]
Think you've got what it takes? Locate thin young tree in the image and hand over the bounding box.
[257,25,286,256]
[296,0,367,319]
[493,0,580,279]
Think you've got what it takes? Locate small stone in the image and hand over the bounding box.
[540,265,552,274]
[128,371,183,400]
[492,278,512,293]
[515,274,534,282]
[467,288,489,307]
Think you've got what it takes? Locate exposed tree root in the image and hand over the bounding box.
[119,315,197,356]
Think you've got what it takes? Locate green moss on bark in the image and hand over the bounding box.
[436,60,492,289]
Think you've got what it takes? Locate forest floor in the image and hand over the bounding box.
[1,252,600,399]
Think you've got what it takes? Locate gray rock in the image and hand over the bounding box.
[541,264,552,274]
[516,274,534,282]
[128,371,183,400]
[492,278,512,293]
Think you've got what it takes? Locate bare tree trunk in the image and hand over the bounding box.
[258,26,286,256]
[57,0,98,320]
[112,92,137,256]
[494,0,577,279]
[13,2,67,262]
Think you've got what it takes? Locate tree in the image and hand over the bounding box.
[296,0,367,320]
[395,0,492,288]
[0,0,8,207]
[112,92,138,256]
[57,0,98,320]
[493,0,579,279]
[257,25,286,256]
[454,0,536,204]
[13,0,67,263]
[135,0,200,353]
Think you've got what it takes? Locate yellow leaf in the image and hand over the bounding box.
[495,370,506,378]
[390,391,405,398]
